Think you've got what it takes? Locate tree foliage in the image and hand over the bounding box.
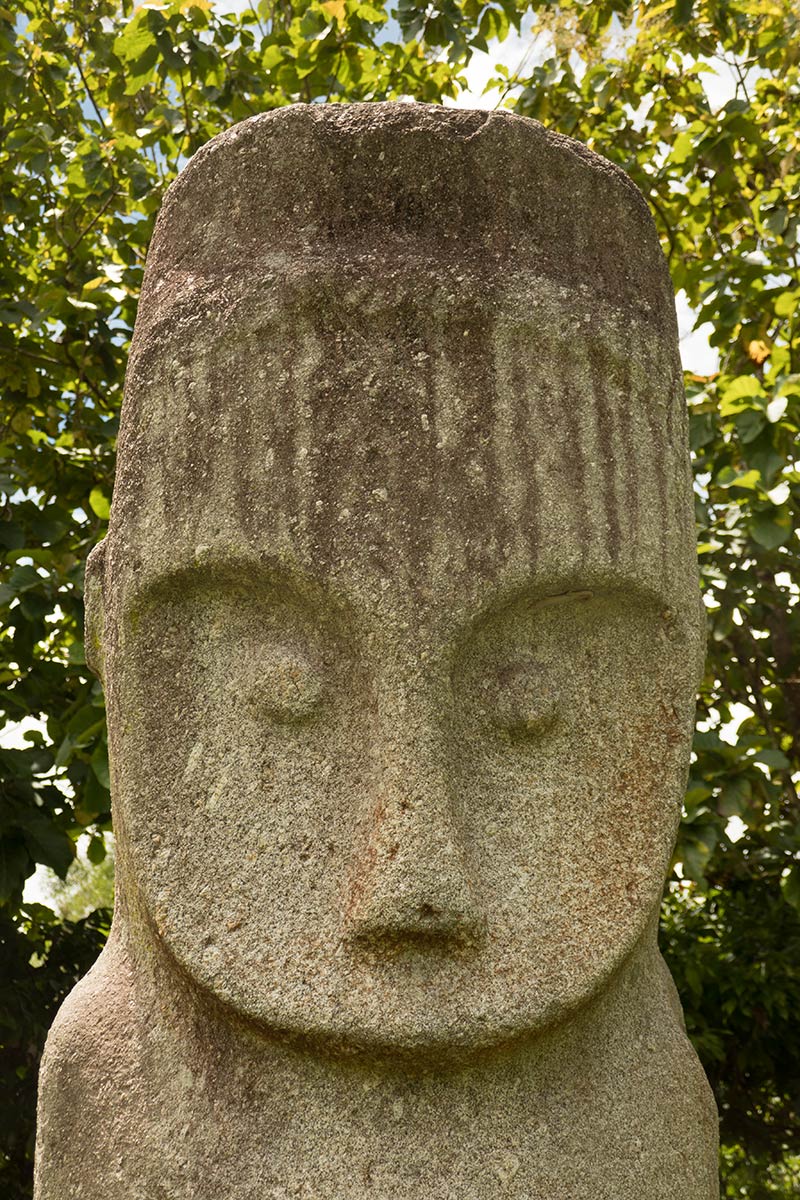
[1,1,798,1196]
[0,903,110,1199]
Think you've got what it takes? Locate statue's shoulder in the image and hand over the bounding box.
[39,931,135,1075]
[34,934,145,1199]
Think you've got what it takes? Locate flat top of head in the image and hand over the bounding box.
[142,102,671,327]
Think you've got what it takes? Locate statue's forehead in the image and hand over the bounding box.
[110,255,697,640]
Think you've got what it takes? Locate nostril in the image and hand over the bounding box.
[347,914,483,957]
[345,894,485,957]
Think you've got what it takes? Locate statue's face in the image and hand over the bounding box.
[105,276,701,1058]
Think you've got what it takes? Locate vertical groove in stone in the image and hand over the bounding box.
[617,346,640,566]
[575,338,618,561]
[511,334,539,573]
[639,344,669,586]
[558,330,592,572]
[657,341,676,585]
[490,321,535,573]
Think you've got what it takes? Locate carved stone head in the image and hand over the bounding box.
[87,103,703,1059]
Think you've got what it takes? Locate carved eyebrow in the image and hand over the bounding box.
[126,557,670,647]
[123,552,338,618]
[463,579,669,640]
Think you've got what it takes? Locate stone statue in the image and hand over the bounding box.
[35,103,719,1199]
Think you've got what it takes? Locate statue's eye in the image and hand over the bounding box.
[241,645,323,724]
[480,662,559,741]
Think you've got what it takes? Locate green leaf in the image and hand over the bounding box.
[735,409,766,443]
[0,837,29,903]
[75,769,110,826]
[690,412,715,450]
[88,487,111,520]
[123,46,160,96]
[68,640,87,665]
[718,777,750,817]
[86,835,106,865]
[113,20,156,65]
[9,564,41,592]
[716,467,762,491]
[90,741,111,789]
[774,290,799,317]
[19,812,74,879]
[752,748,790,771]
[680,832,716,881]
[782,865,800,911]
[720,375,766,405]
[262,43,284,70]
[750,514,791,549]
[764,207,788,236]
[670,130,694,165]
[0,521,25,549]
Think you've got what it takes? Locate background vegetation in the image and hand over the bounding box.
[1,0,798,1195]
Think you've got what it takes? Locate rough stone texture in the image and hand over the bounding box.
[35,103,719,1198]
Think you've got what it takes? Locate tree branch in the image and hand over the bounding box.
[74,51,109,135]
[66,188,119,255]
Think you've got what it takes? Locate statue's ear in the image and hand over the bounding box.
[84,539,107,681]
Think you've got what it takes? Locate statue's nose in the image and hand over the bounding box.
[343,724,482,953]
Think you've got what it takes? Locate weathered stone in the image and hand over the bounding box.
[35,102,719,1199]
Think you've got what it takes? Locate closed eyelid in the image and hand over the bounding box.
[482,663,559,720]
[236,645,325,723]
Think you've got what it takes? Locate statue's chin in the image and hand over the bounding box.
[182,960,607,1065]
[146,896,645,1064]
